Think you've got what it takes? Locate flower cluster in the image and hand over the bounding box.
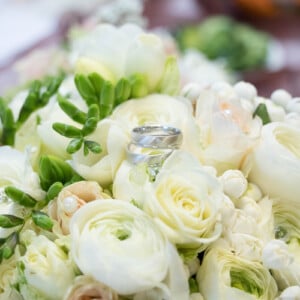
[0,23,300,300]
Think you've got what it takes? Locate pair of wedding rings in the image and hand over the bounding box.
[126,125,182,166]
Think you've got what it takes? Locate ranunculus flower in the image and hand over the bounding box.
[197,247,278,300]
[63,275,118,300]
[71,23,176,93]
[195,86,262,174]
[143,150,223,251]
[70,119,128,187]
[49,181,108,234]
[248,122,300,204]
[19,231,76,300]
[70,199,189,299]
[110,94,201,157]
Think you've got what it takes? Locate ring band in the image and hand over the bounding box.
[131,125,182,149]
[126,142,173,166]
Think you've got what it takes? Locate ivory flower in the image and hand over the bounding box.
[277,286,300,300]
[63,275,118,300]
[143,151,222,251]
[70,199,189,298]
[70,118,128,187]
[197,247,278,300]
[49,181,107,234]
[110,94,201,158]
[248,122,300,204]
[19,231,76,300]
[195,87,261,174]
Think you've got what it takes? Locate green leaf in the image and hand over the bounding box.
[57,94,86,124]
[82,117,98,136]
[40,74,64,104]
[52,123,82,138]
[0,215,24,228]
[74,74,98,105]
[38,155,75,190]
[88,73,104,96]
[2,108,16,146]
[4,186,37,207]
[253,103,271,125]
[66,138,83,154]
[115,78,131,105]
[31,211,53,231]
[84,140,102,154]
[129,74,148,98]
[100,81,114,119]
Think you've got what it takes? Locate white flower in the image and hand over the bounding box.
[242,182,263,202]
[262,239,294,269]
[233,81,257,102]
[63,275,118,300]
[71,23,170,92]
[143,151,222,250]
[264,98,286,122]
[19,231,76,300]
[248,122,300,204]
[0,255,19,298]
[110,94,201,158]
[70,118,128,187]
[271,89,292,109]
[287,98,300,113]
[197,247,278,300]
[277,286,300,300]
[285,112,300,127]
[219,169,248,200]
[195,87,261,174]
[0,146,44,200]
[70,199,189,298]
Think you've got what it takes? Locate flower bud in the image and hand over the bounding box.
[271,89,292,109]
[234,81,257,101]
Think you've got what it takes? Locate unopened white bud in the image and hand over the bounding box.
[234,81,257,101]
[286,98,300,113]
[220,170,247,200]
[271,89,292,109]
[265,99,286,122]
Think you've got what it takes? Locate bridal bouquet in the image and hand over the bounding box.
[0,22,300,300]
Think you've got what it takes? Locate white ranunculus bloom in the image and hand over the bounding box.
[19,231,76,300]
[0,146,44,200]
[143,151,222,251]
[70,118,128,187]
[110,94,201,158]
[195,88,262,174]
[70,199,189,298]
[248,122,300,204]
[197,247,278,300]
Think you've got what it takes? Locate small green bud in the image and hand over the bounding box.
[84,140,102,154]
[32,211,53,231]
[115,78,131,105]
[4,186,37,207]
[0,215,24,228]
[253,103,271,125]
[52,123,82,138]
[129,74,148,98]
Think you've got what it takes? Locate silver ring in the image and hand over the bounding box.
[131,125,182,149]
[126,142,173,166]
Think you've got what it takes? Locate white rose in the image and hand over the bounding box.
[248,122,300,204]
[262,239,294,269]
[110,94,201,160]
[195,87,262,174]
[70,199,189,298]
[19,231,76,300]
[143,151,222,251]
[277,286,300,300]
[70,118,128,186]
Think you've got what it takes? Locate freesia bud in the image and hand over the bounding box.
[234,81,257,101]
[271,89,292,109]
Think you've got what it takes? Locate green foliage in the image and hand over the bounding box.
[253,103,271,125]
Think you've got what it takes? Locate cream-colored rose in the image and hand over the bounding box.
[70,199,189,298]
[70,119,127,187]
[19,231,76,300]
[110,94,201,157]
[195,86,262,174]
[64,275,118,300]
[49,181,107,234]
[248,122,300,204]
[143,151,222,251]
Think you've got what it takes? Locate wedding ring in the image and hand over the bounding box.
[131,125,182,149]
[126,142,173,166]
